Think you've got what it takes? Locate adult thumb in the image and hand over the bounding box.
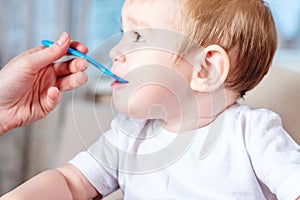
[26,32,71,71]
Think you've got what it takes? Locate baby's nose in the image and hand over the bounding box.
[109,46,118,60]
[110,46,126,63]
[110,40,124,59]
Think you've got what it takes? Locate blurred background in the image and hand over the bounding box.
[0,0,299,197]
[0,0,123,195]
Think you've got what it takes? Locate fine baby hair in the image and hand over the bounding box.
[175,0,277,96]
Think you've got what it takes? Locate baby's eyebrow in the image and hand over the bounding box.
[122,15,149,27]
[127,16,139,25]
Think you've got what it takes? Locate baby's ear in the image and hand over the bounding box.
[188,45,230,92]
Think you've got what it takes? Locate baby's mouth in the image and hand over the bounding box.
[111,74,129,84]
[111,80,123,88]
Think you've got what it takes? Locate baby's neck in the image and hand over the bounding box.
[161,88,238,133]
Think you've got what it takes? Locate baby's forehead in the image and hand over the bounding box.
[121,0,178,29]
[123,0,178,10]
[126,0,135,4]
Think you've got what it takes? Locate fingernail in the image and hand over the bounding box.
[76,72,87,84]
[77,58,88,70]
[57,32,68,46]
[53,87,59,95]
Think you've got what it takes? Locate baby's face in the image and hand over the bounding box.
[110,0,185,79]
[110,0,198,124]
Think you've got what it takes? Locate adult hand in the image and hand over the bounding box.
[0,32,88,135]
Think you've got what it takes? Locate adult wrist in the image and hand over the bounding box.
[0,124,6,136]
[0,111,9,136]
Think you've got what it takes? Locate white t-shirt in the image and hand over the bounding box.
[70,103,300,200]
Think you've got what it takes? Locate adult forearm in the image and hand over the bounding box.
[0,169,73,200]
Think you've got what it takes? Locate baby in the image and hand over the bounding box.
[2,0,300,200]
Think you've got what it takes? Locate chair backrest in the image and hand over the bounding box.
[240,66,300,144]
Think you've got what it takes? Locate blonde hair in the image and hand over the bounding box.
[178,0,277,96]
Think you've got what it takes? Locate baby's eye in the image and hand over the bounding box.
[132,31,145,43]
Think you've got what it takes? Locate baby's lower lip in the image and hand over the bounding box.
[111,80,122,88]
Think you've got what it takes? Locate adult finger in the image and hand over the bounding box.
[45,87,62,113]
[57,71,88,91]
[54,58,88,77]
[70,41,89,54]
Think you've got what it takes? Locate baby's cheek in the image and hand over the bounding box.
[112,64,190,120]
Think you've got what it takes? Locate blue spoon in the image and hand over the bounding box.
[41,40,128,83]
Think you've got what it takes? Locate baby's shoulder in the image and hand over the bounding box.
[227,103,281,123]
[224,103,283,136]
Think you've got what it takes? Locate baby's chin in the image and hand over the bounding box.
[112,104,152,120]
[112,99,166,121]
